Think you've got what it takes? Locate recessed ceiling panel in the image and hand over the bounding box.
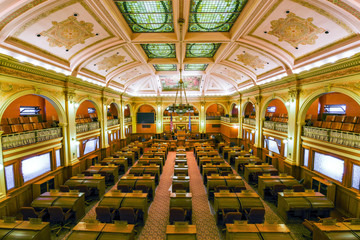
[185,64,208,71]
[153,64,177,71]
[160,75,201,91]
[186,43,221,58]
[141,43,176,58]
[188,0,248,32]
[115,1,174,33]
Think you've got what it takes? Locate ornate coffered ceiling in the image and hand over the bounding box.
[1,0,360,96]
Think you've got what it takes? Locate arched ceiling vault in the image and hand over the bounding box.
[1,0,360,96]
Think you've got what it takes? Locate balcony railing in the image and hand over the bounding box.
[107,118,119,127]
[206,116,221,120]
[220,116,239,123]
[2,127,62,150]
[303,126,360,148]
[163,116,199,122]
[124,117,132,123]
[243,118,256,126]
[264,121,288,132]
[76,122,100,133]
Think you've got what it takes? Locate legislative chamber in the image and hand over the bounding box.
[0,0,359,239]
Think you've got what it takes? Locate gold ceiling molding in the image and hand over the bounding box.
[41,16,95,49]
[0,0,47,31]
[97,54,126,71]
[268,12,325,48]
[14,0,113,37]
[293,0,354,34]
[236,52,266,69]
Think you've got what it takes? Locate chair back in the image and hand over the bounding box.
[247,208,265,224]
[220,171,232,176]
[59,185,70,192]
[215,185,229,192]
[75,184,90,196]
[233,185,246,192]
[96,206,113,223]
[117,184,131,193]
[119,207,136,224]
[273,184,287,193]
[292,184,305,192]
[48,207,65,223]
[20,207,38,221]
[135,184,149,193]
[172,183,185,192]
[169,207,185,223]
[224,212,242,224]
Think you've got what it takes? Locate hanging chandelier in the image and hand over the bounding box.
[167,18,194,116]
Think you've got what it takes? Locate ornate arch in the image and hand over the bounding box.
[0,90,66,123]
[299,87,360,123]
[205,103,228,115]
[260,96,289,119]
[76,97,103,120]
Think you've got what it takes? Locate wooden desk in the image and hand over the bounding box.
[256,223,294,240]
[69,222,135,240]
[313,222,358,240]
[99,223,135,240]
[170,193,192,211]
[65,176,106,196]
[277,193,318,222]
[119,175,156,198]
[101,157,128,173]
[130,165,160,182]
[14,221,51,240]
[32,193,85,221]
[87,165,119,183]
[226,224,261,240]
[207,176,244,193]
[138,157,163,170]
[202,164,232,178]
[166,225,196,240]
[101,191,149,220]
[244,165,278,183]
[234,156,262,172]
[172,176,190,192]
[228,151,248,164]
[174,165,188,176]
[258,176,298,198]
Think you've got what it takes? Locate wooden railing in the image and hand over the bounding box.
[264,121,288,132]
[303,126,360,148]
[76,122,100,133]
[2,127,62,150]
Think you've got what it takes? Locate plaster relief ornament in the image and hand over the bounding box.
[41,16,95,49]
[97,54,126,71]
[268,12,325,48]
[236,52,266,69]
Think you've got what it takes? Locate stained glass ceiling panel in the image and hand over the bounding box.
[153,64,177,71]
[115,1,174,33]
[185,64,208,71]
[186,43,221,58]
[189,0,248,32]
[141,44,176,58]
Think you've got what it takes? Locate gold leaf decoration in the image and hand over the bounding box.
[268,12,325,48]
[41,16,95,49]
[236,52,266,69]
[97,54,126,71]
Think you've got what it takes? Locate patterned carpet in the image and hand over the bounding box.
[138,152,175,240]
[187,152,222,240]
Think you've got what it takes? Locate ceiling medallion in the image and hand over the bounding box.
[97,54,126,71]
[268,12,325,48]
[236,52,265,69]
[41,16,95,49]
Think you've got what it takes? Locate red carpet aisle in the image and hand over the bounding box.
[187,152,222,240]
[138,151,176,240]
